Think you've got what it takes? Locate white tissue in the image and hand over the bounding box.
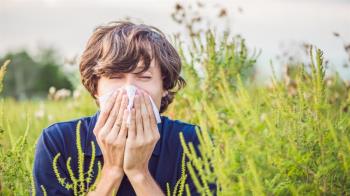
[97,85,162,126]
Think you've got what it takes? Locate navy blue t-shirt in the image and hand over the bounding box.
[32,110,216,195]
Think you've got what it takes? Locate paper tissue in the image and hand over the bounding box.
[97,85,162,126]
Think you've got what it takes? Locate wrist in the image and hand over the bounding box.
[91,166,124,195]
[125,169,165,196]
[125,168,151,183]
[102,166,124,180]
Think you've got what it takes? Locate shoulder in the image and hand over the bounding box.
[36,114,94,157]
[160,116,201,152]
[33,114,97,195]
[43,115,92,136]
[161,115,199,137]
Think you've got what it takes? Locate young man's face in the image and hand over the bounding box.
[95,58,166,110]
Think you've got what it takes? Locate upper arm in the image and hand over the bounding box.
[32,128,73,195]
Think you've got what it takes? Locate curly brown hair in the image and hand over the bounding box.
[79,21,186,113]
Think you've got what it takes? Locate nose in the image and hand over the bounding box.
[124,74,135,86]
[124,75,141,95]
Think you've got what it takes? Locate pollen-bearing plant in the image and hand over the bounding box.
[32,120,102,196]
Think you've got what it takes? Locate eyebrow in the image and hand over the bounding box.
[111,68,152,75]
[134,66,152,73]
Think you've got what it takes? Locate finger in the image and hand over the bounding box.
[140,92,152,138]
[144,93,157,130]
[117,109,128,140]
[127,108,136,139]
[111,94,128,135]
[106,107,126,143]
[94,90,119,134]
[144,93,159,139]
[134,94,144,138]
[104,89,126,131]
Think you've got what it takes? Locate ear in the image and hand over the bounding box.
[162,90,168,97]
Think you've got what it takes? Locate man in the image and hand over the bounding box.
[33,21,216,195]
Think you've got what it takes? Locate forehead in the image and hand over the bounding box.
[135,57,157,71]
[96,40,160,77]
[107,57,158,77]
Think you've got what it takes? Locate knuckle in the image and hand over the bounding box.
[152,136,159,143]
[100,135,107,143]
[113,139,125,147]
[152,125,158,130]
[101,110,109,117]
[113,122,122,129]
[135,140,143,147]
[154,133,160,140]
[105,137,114,145]
[110,113,118,119]
[120,126,127,132]
[145,137,153,144]
[98,130,105,139]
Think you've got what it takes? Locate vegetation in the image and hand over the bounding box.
[0,48,74,100]
[1,27,350,195]
[1,2,349,193]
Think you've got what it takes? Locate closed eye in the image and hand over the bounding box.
[139,76,152,79]
[110,76,122,79]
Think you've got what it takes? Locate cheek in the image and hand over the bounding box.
[142,86,163,111]
[152,92,163,111]
[96,77,122,96]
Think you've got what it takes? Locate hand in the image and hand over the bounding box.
[123,89,160,178]
[93,89,129,178]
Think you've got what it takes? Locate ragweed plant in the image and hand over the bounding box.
[166,152,190,196]
[174,46,350,195]
[179,127,216,196]
[50,120,101,196]
[0,60,36,195]
[0,60,9,93]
